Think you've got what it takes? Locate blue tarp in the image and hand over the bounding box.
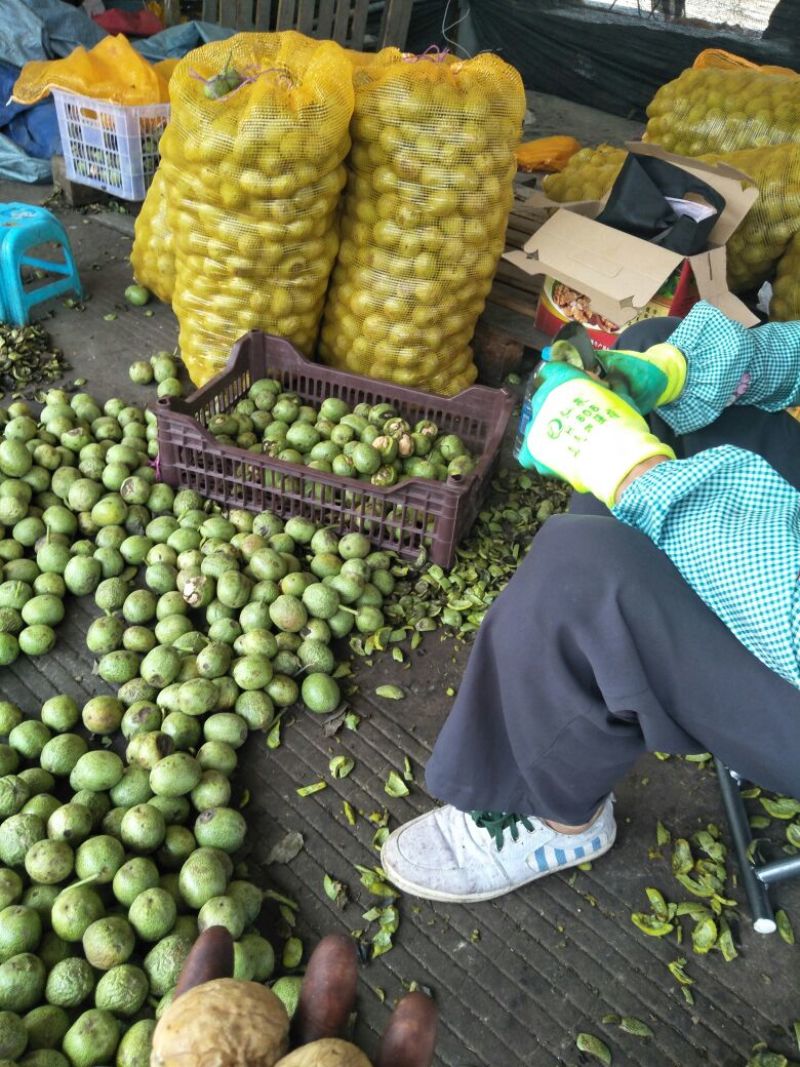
[0,0,235,183]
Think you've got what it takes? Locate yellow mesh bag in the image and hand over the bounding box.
[541,144,626,202]
[644,67,800,157]
[770,231,800,321]
[131,166,174,303]
[13,35,170,105]
[697,144,800,292]
[318,48,525,396]
[133,31,353,386]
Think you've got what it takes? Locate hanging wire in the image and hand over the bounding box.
[441,0,473,58]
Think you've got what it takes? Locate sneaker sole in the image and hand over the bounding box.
[381,829,616,904]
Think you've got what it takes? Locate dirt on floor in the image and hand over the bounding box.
[1,97,799,1065]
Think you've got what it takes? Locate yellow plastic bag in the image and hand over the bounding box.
[319,48,525,396]
[13,35,170,106]
[692,48,797,79]
[645,66,800,156]
[133,31,353,386]
[516,135,581,174]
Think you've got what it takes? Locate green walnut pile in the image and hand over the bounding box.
[541,144,626,204]
[205,378,477,487]
[0,383,410,1065]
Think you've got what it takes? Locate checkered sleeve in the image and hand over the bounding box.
[657,302,800,435]
[612,445,800,689]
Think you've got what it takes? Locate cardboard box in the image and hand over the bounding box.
[504,142,760,347]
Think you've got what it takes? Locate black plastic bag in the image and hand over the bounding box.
[595,153,725,255]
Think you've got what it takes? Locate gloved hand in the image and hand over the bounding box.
[543,336,686,415]
[518,362,676,509]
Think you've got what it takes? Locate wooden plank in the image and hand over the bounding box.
[349,0,370,49]
[315,0,336,36]
[202,0,218,20]
[295,0,316,35]
[219,0,238,26]
[275,0,297,30]
[486,284,539,318]
[380,0,413,47]
[236,0,255,30]
[331,0,352,45]
[494,261,541,292]
[254,0,273,29]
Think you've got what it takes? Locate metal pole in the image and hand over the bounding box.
[714,759,776,934]
[754,853,800,886]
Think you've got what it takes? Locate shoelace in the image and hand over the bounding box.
[470,810,536,851]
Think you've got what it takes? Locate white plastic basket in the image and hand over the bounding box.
[52,89,170,202]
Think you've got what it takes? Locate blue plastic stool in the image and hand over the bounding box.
[0,203,82,325]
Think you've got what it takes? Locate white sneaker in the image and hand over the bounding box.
[380,796,616,903]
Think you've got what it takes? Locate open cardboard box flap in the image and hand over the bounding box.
[506,142,759,328]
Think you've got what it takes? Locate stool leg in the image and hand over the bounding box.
[714,758,776,934]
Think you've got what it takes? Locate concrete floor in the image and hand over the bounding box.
[2,139,800,1065]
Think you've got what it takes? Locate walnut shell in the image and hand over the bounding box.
[274,1038,372,1066]
[150,978,290,1066]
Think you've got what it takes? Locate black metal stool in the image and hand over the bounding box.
[715,759,800,933]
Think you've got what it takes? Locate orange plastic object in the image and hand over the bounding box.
[692,48,797,78]
[516,135,581,173]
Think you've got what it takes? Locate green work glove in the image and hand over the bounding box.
[518,362,676,509]
[544,337,687,415]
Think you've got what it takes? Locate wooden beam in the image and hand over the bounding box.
[380,0,412,47]
[275,0,297,30]
[218,0,238,26]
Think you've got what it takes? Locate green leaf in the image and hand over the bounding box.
[575,1033,612,1066]
[372,827,390,851]
[793,1021,800,1055]
[329,755,354,779]
[343,801,357,826]
[656,820,671,847]
[644,887,668,920]
[266,720,282,749]
[717,918,738,962]
[375,685,405,700]
[385,771,410,798]
[403,755,414,782]
[344,712,360,731]
[601,1014,621,1026]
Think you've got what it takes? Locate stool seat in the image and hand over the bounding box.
[0,203,82,326]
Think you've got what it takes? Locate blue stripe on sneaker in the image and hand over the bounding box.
[591,835,602,851]
[533,846,548,872]
[554,848,567,865]
[573,845,585,860]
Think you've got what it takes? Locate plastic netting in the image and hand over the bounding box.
[131,166,174,303]
[771,229,800,321]
[540,144,626,202]
[131,31,353,386]
[318,48,525,396]
[699,144,800,293]
[645,67,800,157]
[13,35,170,106]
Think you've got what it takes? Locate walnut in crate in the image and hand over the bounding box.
[150,978,289,1066]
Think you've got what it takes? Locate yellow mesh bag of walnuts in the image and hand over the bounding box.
[645,67,800,157]
[131,31,353,386]
[318,48,525,396]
